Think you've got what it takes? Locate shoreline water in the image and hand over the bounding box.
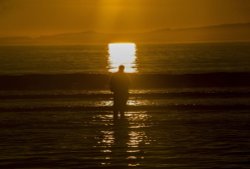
[1,72,250,112]
[0,87,249,112]
[1,110,249,168]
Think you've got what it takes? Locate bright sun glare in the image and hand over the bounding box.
[108,43,137,73]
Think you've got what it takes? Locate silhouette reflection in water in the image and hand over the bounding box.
[93,112,153,167]
[110,65,130,119]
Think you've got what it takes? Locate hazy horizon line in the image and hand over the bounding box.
[1,21,249,38]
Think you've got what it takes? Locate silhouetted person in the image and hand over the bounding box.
[110,65,130,119]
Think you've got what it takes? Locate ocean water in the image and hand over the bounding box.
[0,42,250,74]
[0,110,249,168]
[0,42,250,168]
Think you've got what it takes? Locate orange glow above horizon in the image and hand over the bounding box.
[0,0,250,43]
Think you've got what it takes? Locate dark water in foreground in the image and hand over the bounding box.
[0,85,250,168]
[0,110,249,168]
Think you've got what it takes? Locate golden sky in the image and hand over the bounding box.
[0,0,250,37]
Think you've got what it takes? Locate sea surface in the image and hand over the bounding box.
[0,42,250,168]
[0,42,250,74]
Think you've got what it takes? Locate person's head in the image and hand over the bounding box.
[118,65,125,73]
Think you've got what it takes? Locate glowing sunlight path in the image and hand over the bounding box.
[108,43,137,73]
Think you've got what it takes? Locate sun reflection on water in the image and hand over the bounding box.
[93,111,154,167]
[108,43,137,73]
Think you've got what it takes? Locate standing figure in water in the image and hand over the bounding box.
[110,65,130,119]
